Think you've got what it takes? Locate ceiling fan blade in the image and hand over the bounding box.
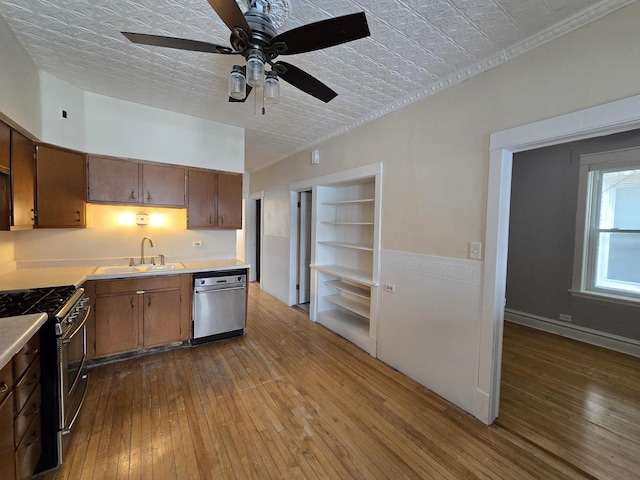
[122,32,235,54]
[229,85,253,103]
[206,0,251,35]
[272,12,370,55]
[275,61,338,103]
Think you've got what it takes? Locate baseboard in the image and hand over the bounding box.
[505,308,640,358]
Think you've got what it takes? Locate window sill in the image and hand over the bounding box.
[569,289,640,308]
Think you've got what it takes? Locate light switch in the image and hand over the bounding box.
[469,241,482,260]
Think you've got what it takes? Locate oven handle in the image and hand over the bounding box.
[61,372,89,436]
[62,306,90,343]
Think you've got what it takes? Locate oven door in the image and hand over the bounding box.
[57,305,90,464]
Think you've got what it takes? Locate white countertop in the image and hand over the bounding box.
[0,259,250,290]
[0,313,47,370]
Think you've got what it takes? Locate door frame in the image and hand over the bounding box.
[246,191,264,284]
[479,93,640,424]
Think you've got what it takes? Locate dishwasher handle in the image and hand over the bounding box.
[194,284,246,294]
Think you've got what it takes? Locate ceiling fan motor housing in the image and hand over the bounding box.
[231,10,279,61]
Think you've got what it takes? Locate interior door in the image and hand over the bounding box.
[297,191,312,304]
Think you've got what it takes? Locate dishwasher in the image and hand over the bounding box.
[192,270,247,345]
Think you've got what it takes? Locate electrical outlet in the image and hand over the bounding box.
[384,284,396,293]
[559,314,572,322]
[192,241,203,247]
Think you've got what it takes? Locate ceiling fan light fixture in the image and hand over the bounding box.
[264,71,280,104]
[229,65,247,100]
[246,49,266,88]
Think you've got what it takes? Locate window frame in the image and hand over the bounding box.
[572,146,640,304]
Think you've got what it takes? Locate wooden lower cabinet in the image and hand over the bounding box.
[0,330,41,480]
[90,274,191,359]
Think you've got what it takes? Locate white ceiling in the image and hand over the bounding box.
[0,0,632,172]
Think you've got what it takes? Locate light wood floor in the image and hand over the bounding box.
[40,285,632,479]
[497,321,640,480]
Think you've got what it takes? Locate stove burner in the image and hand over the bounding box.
[0,286,77,318]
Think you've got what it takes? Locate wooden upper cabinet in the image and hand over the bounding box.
[87,155,139,204]
[10,130,35,230]
[142,163,185,207]
[187,169,216,228]
[35,144,86,228]
[217,172,242,229]
[0,122,9,173]
[186,170,242,229]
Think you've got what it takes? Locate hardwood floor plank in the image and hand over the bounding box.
[39,285,639,479]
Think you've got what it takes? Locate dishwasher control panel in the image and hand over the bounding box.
[195,274,246,287]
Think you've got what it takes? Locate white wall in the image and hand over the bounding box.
[249,2,640,420]
[0,15,40,136]
[39,72,85,151]
[84,93,244,172]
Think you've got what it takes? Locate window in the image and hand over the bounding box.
[573,147,640,302]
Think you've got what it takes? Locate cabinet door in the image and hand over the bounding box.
[87,155,139,204]
[143,289,182,347]
[10,131,35,229]
[95,294,140,356]
[142,163,185,207]
[187,169,216,228]
[0,122,9,173]
[0,393,15,480]
[217,172,242,229]
[35,145,86,228]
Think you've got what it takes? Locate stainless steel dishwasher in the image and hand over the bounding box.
[192,270,247,345]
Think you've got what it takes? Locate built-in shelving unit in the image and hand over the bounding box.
[310,165,382,356]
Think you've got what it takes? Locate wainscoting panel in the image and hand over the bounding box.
[377,250,483,414]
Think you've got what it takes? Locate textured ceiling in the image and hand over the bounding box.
[0,0,633,172]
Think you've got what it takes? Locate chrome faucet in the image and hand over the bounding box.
[140,236,154,265]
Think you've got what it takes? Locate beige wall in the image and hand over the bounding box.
[14,205,236,262]
[251,2,640,259]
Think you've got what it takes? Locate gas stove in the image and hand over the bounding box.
[0,285,77,318]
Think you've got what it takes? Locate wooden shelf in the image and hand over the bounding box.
[322,199,375,205]
[325,280,370,300]
[316,310,370,351]
[318,241,373,251]
[312,265,376,286]
[324,294,370,319]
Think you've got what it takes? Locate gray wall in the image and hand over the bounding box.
[506,130,640,341]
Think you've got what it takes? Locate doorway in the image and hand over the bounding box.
[247,193,263,284]
[296,190,312,310]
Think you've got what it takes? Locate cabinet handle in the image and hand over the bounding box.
[27,403,40,417]
[0,382,7,393]
[130,297,134,309]
[219,216,224,225]
[209,215,212,224]
[147,191,151,201]
[29,345,39,355]
[26,432,39,446]
[76,210,81,222]
[148,295,151,307]
[131,190,135,200]
[30,208,35,222]
[27,373,39,386]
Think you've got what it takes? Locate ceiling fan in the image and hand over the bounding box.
[122,0,370,104]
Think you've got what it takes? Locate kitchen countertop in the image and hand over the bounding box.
[0,259,250,291]
[0,313,47,370]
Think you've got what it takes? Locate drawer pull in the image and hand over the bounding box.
[26,403,40,417]
[0,382,7,393]
[29,345,39,355]
[27,373,39,386]
[26,432,39,446]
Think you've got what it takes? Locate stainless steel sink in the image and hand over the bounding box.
[93,263,184,275]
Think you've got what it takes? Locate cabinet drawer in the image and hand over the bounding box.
[96,274,182,295]
[13,332,40,380]
[15,383,41,447]
[0,361,12,404]
[0,392,14,453]
[15,414,41,480]
[14,358,40,414]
